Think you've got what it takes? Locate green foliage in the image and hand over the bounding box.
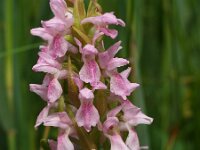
[0,0,200,149]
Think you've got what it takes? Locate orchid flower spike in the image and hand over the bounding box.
[30,0,153,149]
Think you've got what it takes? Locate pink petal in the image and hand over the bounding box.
[76,88,99,132]
[74,38,82,53]
[38,52,61,68]
[126,127,140,150]
[98,41,122,69]
[35,105,50,128]
[79,60,101,84]
[107,134,129,150]
[64,12,74,26]
[43,74,52,85]
[32,64,59,74]
[110,72,139,100]
[107,57,129,71]
[58,70,68,79]
[42,18,67,35]
[37,52,62,69]
[129,83,140,94]
[91,81,107,90]
[92,32,104,45]
[50,36,68,58]
[81,12,125,27]
[44,112,72,129]
[117,19,126,27]
[102,117,119,134]
[81,13,125,39]
[57,130,74,150]
[72,73,84,90]
[75,102,99,132]
[47,78,63,103]
[107,41,122,58]
[39,45,49,53]
[30,75,63,102]
[99,28,118,39]
[101,12,125,26]
[98,52,110,69]
[107,106,122,118]
[81,16,102,25]
[120,67,131,79]
[122,101,153,126]
[50,0,67,20]
[30,27,52,41]
[29,84,48,101]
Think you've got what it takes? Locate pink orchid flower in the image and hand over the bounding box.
[33,51,63,74]
[44,112,76,150]
[48,129,74,150]
[110,68,140,100]
[101,117,129,150]
[75,38,107,90]
[99,42,137,99]
[34,105,51,128]
[98,41,129,71]
[31,0,75,59]
[121,100,153,126]
[30,75,63,103]
[106,100,153,150]
[31,27,69,58]
[75,88,100,132]
[43,112,73,129]
[82,12,125,39]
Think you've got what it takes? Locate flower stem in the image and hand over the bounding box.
[43,127,51,139]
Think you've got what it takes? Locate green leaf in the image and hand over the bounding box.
[67,56,80,108]
[72,26,91,45]
[73,0,86,28]
[94,90,107,121]
[87,0,102,17]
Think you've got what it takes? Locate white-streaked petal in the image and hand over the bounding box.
[35,105,50,128]
[47,78,63,103]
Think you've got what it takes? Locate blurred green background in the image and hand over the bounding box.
[0,0,200,149]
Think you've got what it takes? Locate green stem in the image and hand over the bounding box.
[43,127,50,140]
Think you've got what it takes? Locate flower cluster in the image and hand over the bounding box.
[30,0,153,149]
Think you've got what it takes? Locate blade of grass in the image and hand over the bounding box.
[160,0,172,148]
[4,0,16,149]
[0,43,41,58]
